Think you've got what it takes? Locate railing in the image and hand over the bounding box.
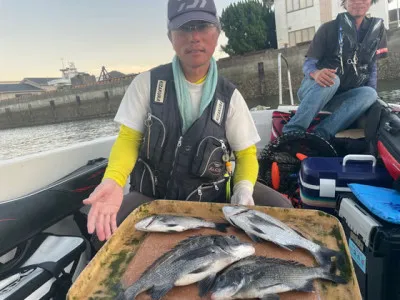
[278,52,294,106]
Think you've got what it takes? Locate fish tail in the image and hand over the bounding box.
[315,246,340,267]
[214,222,230,233]
[321,265,348,285]
[114,283,127,300]
[122,282,145,300]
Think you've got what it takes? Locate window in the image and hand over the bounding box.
[286,0,313,12]
[288,26,315,47]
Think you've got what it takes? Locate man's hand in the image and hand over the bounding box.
[230,180,255,206]
[83,178,124,241]
[311,68,337,87]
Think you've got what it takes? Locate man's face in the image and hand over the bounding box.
[170,21,220,69]
[345,0,372,18]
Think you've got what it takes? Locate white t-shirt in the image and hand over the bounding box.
[114,71,260,151]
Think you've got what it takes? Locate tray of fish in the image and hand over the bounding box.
[67,201,361,300]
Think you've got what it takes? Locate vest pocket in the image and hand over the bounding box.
[192,136,228,180]
[185,178,227,203]
[142,113,166,166]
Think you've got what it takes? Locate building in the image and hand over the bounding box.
[275,0,390,49]
[389,7,400,29]
[0,82,44,101]
[22,78,60,92]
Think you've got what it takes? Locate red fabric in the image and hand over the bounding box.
[270,110,331,142]
[376,48,388,55]
[378,141,400,180]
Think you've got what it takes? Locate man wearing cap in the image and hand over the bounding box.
[83,0,292,242]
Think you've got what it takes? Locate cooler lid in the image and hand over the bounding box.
[349,184,400,224]
[300,155,392,189]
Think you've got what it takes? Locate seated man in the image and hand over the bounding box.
[283,0,388,140]
[83,0,292,242]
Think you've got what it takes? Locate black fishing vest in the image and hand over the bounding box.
[130,63,235,202]
[317,13,384,92]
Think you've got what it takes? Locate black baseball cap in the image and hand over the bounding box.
[167,0,220,30]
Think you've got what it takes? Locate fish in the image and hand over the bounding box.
[117,234,255,300]
[222,206,340,267]
[210,256,347,300]
[135,215,229,233]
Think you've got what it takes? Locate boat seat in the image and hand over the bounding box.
[0,234,86,300]
[335,128,365,139]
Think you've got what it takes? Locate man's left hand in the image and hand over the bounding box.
[230,180,255,206]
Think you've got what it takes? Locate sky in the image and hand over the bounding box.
[0,0,238,81]
[1,0,398,81]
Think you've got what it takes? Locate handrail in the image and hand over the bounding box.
[278,53,294,106]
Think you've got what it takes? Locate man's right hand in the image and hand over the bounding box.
[311,68,337,87]
[83,178,124,241]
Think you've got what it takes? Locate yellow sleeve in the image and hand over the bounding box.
[102,125,143,187]
[233,145,259,186]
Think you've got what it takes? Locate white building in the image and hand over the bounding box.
[275,0,390,49]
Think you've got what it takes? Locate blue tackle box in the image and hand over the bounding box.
[299,155,393,213]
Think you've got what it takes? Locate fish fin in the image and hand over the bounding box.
[261,294,280,300]
[190,265,209,274]
[175,247,213,263]
[227,217,240,229]
[250,224,265,234]
[260,257,306,267]
[298,280,314,293]
[322,271,348,285]
[291,227,307,239]
[198,274,216,297]
[166,223,178,227]
[269,242,295,251]
[248,214,287,231]
[148,283,174,300]
[321,261,348,285]
[315,246,341,267]
[214,222,230,232]
[246,232,262,243]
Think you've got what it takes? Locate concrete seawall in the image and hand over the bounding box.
[0,77,135,129]
[1,30,399,130]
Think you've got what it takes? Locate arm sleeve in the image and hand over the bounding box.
[102,125,143,187]
[233,145,259,186]
[303,57,319,78]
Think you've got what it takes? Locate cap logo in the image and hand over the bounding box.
[177,0,208,12]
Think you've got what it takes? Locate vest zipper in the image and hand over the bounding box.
[145,113,166,160]
[149,113,166,147]
[185,178,226,201]
[166,136,183,195]
[139,168,146,194]
[145,114,152,160]
[196,136,227,157]
[138,158,156,196]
